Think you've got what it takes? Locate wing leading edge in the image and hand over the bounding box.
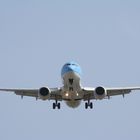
[0,88,62,100]
[0,89,38,97]
[0,86,140,101]
[82,87,140,100]
[107,87,140,97]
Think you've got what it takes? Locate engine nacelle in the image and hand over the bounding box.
[38,87,50,100]
[94,86,107,100]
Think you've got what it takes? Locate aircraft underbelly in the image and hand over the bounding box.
[66,100,81,108]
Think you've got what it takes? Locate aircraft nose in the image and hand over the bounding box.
[61,62,82,77]
[67,65,74,71]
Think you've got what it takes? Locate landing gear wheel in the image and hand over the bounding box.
[90,102,93,109]
[85,102,93,109]
[53,103,56,109]
[52,101,61,109]
[85,102,88,109]
[58,103,61,109]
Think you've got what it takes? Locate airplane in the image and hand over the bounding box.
[0,61,140,109]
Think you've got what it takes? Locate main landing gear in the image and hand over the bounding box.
[53,100,61,109]
[85,100,93,109]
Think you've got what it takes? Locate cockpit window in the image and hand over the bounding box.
[65,62,78,66]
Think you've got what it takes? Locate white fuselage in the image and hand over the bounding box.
[62,71,82,108]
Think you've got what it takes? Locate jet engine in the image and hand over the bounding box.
[38,87,50,100]
[94,86,107,100]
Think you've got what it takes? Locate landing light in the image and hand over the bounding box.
[65,93,69,97]
[77,93,79,96]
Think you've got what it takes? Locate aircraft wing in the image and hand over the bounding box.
[0,88,62,100]
[0,87,140,101]
[106,87,140,97]
[82,87,140,100]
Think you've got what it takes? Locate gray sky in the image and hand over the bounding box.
[0,0,140,140]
